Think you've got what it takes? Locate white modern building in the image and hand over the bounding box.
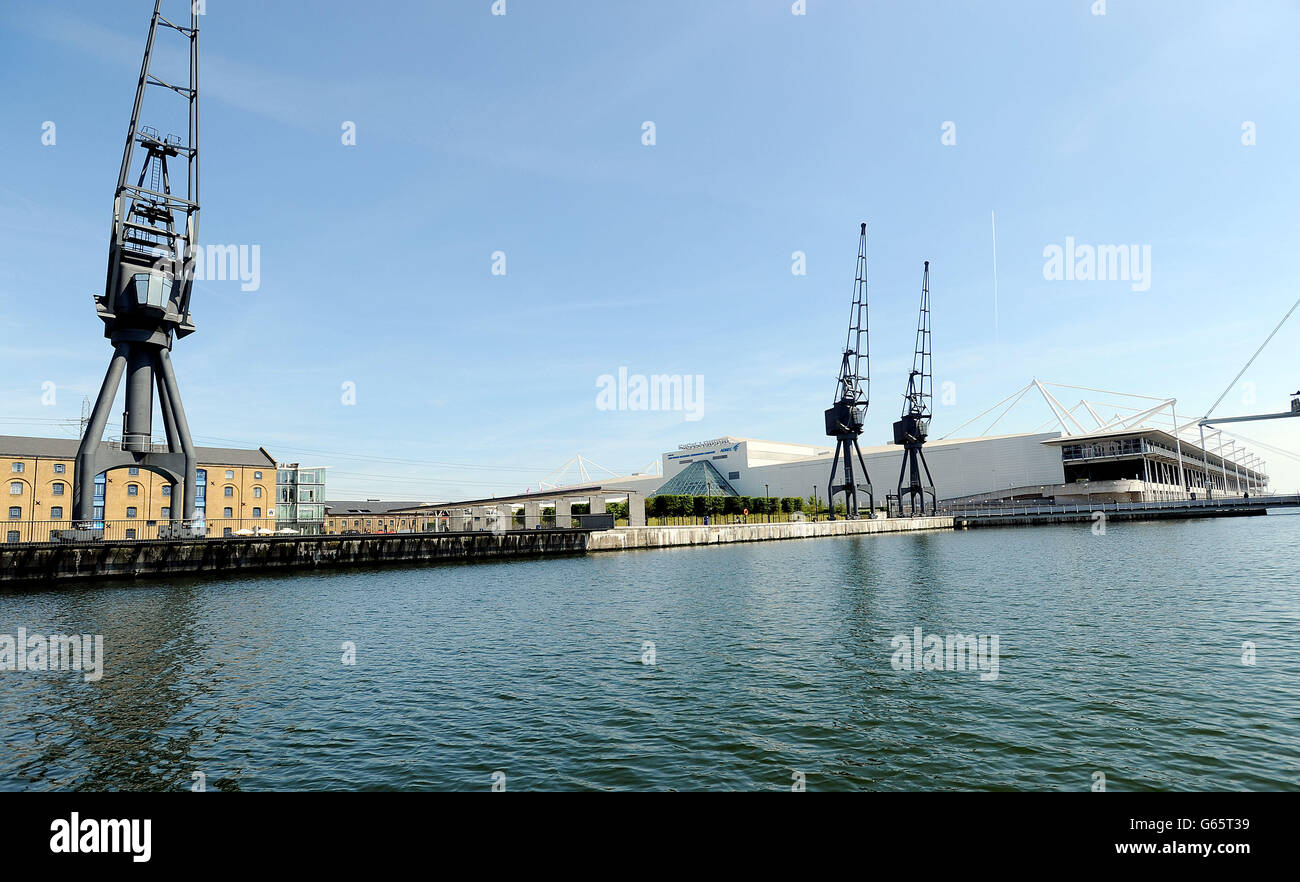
[596,383,1272,508]
[599,428,1268,509]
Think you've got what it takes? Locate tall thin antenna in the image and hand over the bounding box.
[991,210,999,344]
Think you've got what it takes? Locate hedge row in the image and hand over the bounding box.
[642,495,804,518]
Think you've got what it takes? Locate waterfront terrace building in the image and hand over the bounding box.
[324,500,428,534]
[1,435,276,542]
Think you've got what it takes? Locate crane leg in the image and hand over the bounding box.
[826,443,842,521]
[918,447,937,515]
[896,452,909,518]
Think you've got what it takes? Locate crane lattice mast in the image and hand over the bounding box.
[824,223,875,519]
[892,260,937,515]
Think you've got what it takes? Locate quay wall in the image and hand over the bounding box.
[587,516,954,551]
[0,530,590,587]
[956,506,1268,529]
[5,501,1273,587]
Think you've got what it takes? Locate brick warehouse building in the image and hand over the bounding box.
[1,435,276,542]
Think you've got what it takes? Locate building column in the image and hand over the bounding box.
[471,505,488,531]
[1170,403,1188,499]
[1198,424,1212,499]
[524,501,541,529]
[555,498,571,528]
[627,492,645,527]
[589,495,606,515]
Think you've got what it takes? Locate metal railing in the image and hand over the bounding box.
[948,493,1298,519]
[2,518,286,545]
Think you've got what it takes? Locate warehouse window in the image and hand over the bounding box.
[162,486,171,497]
[52,482,65,496]
[6,531,18,543]
[126,507,138,519]
[225,470,234,480]
[125,529,136,540]
[8,507,19,519]
[224,507,233,518]
[254,471,263,480]
[128,484,139,496]
[128,467,139,475]
[11,463,24,473]
[51,507,63,519]
[9,482,21,495]
[161,507,170,519]
[53,463,65,474]
[729,472,740,480]
[224,486,234,497]
[253,507,261,518]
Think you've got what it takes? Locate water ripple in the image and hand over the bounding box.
[1,517,1298,790]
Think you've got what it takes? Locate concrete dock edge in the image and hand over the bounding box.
[586,516,954,551]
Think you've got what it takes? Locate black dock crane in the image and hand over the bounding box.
[71,0,202,533]
[892,261,937,516]
[824,223,875,520]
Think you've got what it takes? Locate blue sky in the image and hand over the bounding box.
[3,0,1300,498]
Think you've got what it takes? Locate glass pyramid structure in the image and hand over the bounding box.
[650,460,739,497]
